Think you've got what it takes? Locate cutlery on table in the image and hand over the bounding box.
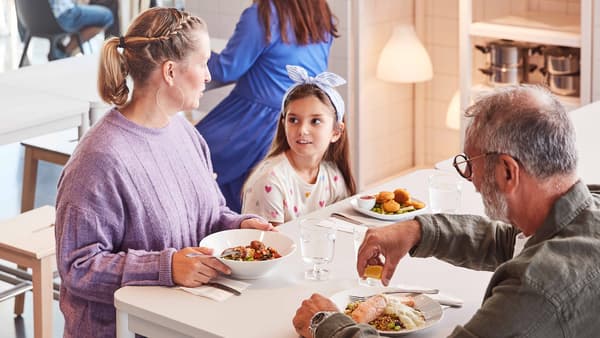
[330,212,372,227]
[348,290,465,308]
[205,282,242,296]
[186,248,240,259]
[349,287,439,301]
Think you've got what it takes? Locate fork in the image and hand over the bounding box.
[349,293,464,308]
[186,248,240,259]
[348,288,438,302]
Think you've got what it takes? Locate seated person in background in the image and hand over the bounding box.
[293,85,600,338]
[48,0,114,58]
[55,8,272,338]
[89,0,120,37]
[242,65,356,225]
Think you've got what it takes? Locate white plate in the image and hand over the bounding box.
[330,286,443,336]
[350,198,428,221]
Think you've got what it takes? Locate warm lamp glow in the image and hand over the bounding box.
[377,25,433,83]
[446,90,461,130]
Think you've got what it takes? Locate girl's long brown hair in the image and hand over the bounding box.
[267,84,356,195]
[255,0,339,44]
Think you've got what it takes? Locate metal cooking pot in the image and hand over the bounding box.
[479,64,537,86]
[475,39,540,67]
[543,46,580,75]
[546,73,580,96]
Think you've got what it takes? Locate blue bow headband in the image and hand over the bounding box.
[281,65,346,122]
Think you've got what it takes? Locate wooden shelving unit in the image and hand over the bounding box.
[459,0,593,133]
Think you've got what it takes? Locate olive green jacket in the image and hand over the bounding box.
[317,181,600,338]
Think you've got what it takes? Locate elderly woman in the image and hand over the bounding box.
[55,8,272,337]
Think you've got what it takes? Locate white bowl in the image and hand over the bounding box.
[356,195,376,210]
[199,229,296,279]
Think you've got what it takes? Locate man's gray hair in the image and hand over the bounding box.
[464,85,577,179]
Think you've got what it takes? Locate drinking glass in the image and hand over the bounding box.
[353,226,383,286]
[300,218,336,281]
[428,173,463,213]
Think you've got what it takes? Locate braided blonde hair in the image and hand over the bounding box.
[98,7,207,106]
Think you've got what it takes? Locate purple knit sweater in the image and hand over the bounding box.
[55,109,251,337]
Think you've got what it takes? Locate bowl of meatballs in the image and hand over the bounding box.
[199,229,296,279]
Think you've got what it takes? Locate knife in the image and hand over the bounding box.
[206,282,242,296]
[381,287,439,295]
[330,212,372,227]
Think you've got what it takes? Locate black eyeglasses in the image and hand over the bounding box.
[452,152,497,179]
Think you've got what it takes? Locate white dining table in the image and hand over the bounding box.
[0,83,89,145]
[0,36,229,144]
[114,169,493,338]
[0,53,110,129]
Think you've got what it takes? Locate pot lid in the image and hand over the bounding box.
[487,39,533,48]
[543,46,579,58]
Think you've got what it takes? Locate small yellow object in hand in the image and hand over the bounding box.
[364,265,383,279]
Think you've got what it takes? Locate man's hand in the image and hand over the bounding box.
[240,217,276,231]
[293,293,339,338]
[356,220,422,286]
[172,247,231,287]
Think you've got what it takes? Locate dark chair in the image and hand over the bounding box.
[15,0,85,67]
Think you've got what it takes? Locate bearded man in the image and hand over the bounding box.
[293,85,600,338]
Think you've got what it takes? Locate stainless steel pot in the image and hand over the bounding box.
[543,46,580,75]
[475,39,539,67]
[546,73,580,96]
[479,64,537,86]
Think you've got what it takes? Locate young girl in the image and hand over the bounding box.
[242,65,356,225]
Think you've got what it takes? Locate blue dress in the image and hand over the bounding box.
[196,3,333,212]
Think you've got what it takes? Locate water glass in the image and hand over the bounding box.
[300,218,336,281]
[428,173,463,213]
[353,227,382,287]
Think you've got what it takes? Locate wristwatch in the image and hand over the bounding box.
[309,311,336,337]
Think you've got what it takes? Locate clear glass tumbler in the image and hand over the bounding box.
[353,226,382,286]
[428,172,463,213]
[300,218,336,281]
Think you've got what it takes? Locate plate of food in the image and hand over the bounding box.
[330,287,443,336]
[351,189,428,221]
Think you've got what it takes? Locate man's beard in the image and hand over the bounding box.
[480,173,510,223]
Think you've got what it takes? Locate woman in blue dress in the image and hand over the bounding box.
[196,0,339,212]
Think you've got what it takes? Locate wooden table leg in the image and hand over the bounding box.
[21,146,38,213]
[32,256,53,338]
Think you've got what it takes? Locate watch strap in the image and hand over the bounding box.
[309,311,336,337]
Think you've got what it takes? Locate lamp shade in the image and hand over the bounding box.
[376,25,433,83]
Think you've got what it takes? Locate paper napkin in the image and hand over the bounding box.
[180,276,250,301]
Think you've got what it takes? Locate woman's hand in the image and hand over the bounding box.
[172,247,231,287]
[240,217,276,231]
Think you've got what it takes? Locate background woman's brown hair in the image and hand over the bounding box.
[98,7,207,106]
[268,84,356,195]
[256,0,339,45]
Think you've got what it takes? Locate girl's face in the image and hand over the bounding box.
[175,30,211,111]
[284,95,342,159]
